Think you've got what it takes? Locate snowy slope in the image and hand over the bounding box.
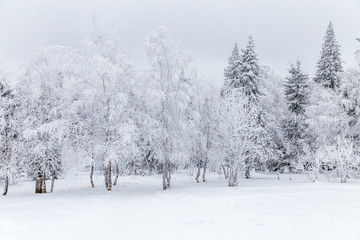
[0,172,360,240]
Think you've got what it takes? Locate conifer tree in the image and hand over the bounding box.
[221,36,272,182]
[284,61,309,116]
[240,35,270,178]
[283,61,309,171]
[314,22,343,89]
[221,43,241,96]
[239,35,262,103]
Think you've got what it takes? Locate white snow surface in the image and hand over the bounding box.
[1,172,360,240]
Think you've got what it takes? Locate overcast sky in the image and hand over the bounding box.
[0,0,359,86]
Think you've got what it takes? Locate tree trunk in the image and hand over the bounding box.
[3,128,9,196]
[245,158,250,179]
[104,165,108,189]
[106,161,112,191]
[35,177,42,193]
[50,171,55,193]
[228,169,238,187]
[202,153,208,182]
[90,163,95,188]
[162,163,167,190]
[42,170,47,193]
[162,161,171,190]
[222,165,228,179]
[113,162,119,186]
[195,158,201,183]
[3,174,8,196]
[166,162,171,187]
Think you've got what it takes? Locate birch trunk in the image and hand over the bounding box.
[162,161,171,190]
[42,170,47,193]
[113,162,119,186]
[222,165,228,179]
[202,136,210,183]
[202,156,207,183]
[50,171,55,193]
[228,168,238,187]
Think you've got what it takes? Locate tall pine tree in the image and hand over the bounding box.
[283,61,309,171]
[314,22,343,89]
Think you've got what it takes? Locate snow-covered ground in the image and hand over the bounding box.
[1,172,360,240]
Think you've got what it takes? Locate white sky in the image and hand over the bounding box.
[0,0,359,86]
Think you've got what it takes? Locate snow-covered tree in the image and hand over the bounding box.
[17,47,74,193]
[193,79,221,183]
[221,43,242,96]
[83,20,137,191]
[144,26,194,190]
[239,35,262,103]
[314,22,343,90]
[0,77,20,195]
[219,36,273,185]
[340,68,360,143]
[284,61,309,116]
[306,81,347,150]
[239,36,272,178]
[260,67,287,173]
[283,61,309,171]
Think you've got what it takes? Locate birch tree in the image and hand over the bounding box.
[145,26,193,189]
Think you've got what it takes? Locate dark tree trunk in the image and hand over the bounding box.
[106,162,112,191]
[90,164,95,188]
[35,177,43,193]
[3,174,8,196]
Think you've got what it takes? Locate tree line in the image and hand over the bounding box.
[0,21,359,195]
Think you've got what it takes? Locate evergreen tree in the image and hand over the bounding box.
[283,61,309,172]
[240,35,271,178]
[220,36,272,182]
[314,22,343,89]
[284,61,309,116]
[239,35,262,103]
[221,43,241,96]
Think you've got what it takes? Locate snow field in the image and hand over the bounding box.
[1,172,360,240]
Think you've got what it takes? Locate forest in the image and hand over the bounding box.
[0,20,360,196]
